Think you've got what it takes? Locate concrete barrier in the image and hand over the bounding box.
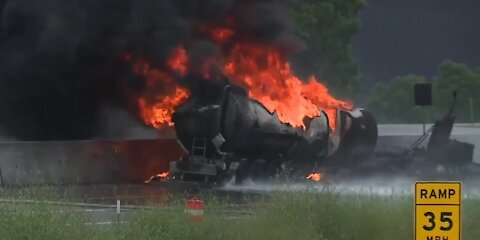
[1,124,477,186]
[0,139,187,186]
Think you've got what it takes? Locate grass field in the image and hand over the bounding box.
[0,188,479,240]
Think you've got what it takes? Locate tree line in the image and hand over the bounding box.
[287,1,479,124]
[287,0,366,99]
[366,61,480,123]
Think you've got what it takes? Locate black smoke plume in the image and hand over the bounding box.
[0,0,303,140]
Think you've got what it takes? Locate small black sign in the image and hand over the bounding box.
[414,83,432,106]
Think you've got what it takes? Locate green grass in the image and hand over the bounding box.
[0,188,479,240]
[0,203,95,240]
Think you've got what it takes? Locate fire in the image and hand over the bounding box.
[127,27,352,131]
[197,25,235,44]
[137,88,189,128]
[167,47,188,76]
[145,172,169,183]
[306,172,322,182]
[224,44,353,130]
[126,47,190,128]
[211,27,235,44]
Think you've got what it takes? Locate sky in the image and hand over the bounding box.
[352,0,480,86]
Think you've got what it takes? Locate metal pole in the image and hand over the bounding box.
[116,200,121,224]
[423,106,426,134]
[470,97,474,127]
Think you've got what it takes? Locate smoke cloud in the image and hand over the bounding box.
[0,0,303,140]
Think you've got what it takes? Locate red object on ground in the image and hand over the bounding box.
[185,198,205,222]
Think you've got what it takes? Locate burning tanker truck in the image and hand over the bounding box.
[168,77,378,184]
[112,1,380,184]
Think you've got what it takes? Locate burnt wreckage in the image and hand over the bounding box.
[375,92,476,178]
[169,78,378,184]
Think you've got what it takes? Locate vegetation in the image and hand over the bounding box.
[287,0,366,99]
[1,188,480,240]
[286,1,479,124]
[366,75,428,123]
[1,0,470,127]
[366,60,480,123]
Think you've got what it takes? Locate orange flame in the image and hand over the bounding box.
[197,25,235,44]
[127,28,353,131]
[224,44,353,130]
[211,27,235,43]
[127,47,191,128]
[167,47,188,76]
[306,172,322,182]
[145,172,169,183]
[137,89,189,128]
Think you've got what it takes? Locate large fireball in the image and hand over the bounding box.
[126,24,352,130]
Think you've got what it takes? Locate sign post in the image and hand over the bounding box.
[469,97,474,127]
[414,83,433,135]
[415,182,462,240]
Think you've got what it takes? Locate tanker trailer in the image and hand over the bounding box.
[327,108,378,167]
[169,79,377,184]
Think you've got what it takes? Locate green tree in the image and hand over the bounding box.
[433,60,480,122]
[366,61,480,124]
[287,0,366,99]
[366,75,428,123]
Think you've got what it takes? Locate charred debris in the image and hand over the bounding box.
[364,92,477,181]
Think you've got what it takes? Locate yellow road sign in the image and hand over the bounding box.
[415,182,461,240]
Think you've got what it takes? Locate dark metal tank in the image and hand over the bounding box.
[172,80,330,161]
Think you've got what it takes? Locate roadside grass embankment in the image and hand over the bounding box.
[0,187,479,240]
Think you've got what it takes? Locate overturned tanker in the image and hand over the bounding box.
[170,79,378,184]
